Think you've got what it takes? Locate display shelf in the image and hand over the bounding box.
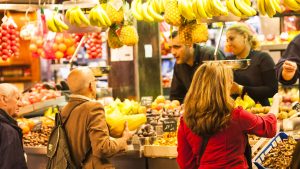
[0,76,32,82]
[144,145,177,158]
[0,62,30,67]
[260,43,288,51]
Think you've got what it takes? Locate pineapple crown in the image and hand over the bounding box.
[123,1,134,26]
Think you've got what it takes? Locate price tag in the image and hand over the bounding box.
[162,118,177,132]
[109,0,123,11]
[141,96,153,107]
[292,102,300,112]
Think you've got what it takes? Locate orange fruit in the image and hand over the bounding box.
[64,38,74,47]
[36,39,43,47]
[55,51,64,59]
[55,36,64,43]
[29,44,37,52]
[20,124,30,134]
[66,46,75,56]
[58,43,67,52]
[52,43,58,51]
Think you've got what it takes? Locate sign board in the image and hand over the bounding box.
[110,46,133,62]
[162,118,177,132]
[141,96,153,107]
[293,102,300,112]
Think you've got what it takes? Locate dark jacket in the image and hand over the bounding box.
[0,109,28,169]
[227,50,278,106]
[275,34,300,91]
[170,45,225,103]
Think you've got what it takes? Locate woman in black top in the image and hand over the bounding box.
[226,23,278,106]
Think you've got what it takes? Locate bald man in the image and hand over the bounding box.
[60,67,132,169]
[0,83,28,169]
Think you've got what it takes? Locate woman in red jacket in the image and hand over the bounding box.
[177,62,281,169]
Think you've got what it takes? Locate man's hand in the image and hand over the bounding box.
[122,122,134,140]
[282,60,297,81]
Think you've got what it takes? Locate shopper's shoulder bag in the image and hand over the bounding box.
[46,101,90,169]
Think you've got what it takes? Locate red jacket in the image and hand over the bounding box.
[177,107,277,169]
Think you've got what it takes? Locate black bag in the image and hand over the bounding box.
[46,102,89,169]
[244,134,252,169]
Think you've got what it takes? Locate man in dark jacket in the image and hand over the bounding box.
[0,83,28,169]
[169,31,226,103]
[275,34,300,169]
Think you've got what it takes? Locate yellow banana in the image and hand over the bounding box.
[272,0,282,13]
[65,9,71,21]
[192,0,201,18]
[257,0,266,16]
[226,0,242,17]
[152,0,161,13]
[243,0,251,6]
[148,0,164,21]
[142,2,154,22]
[212,0,229,16]
[234,0,255,17]
[72,9,82,26]
[131,0,144,20]
[202,0,213,18]
[180,0,195,20]
[159,0,165,13]
[195,0,208,18]
[99,6,112,26]
[53,14,69,31]
[177,0,183,17]
[94,5,108,26]
[47,15,58,32]
[283,0,300,11]
[76,7,90,26]
[265,0,276,17]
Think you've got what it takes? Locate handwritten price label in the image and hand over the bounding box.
[162,118,177,132]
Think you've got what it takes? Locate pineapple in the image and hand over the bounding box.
[106,0,124,24]
[179,22,208,45]
[108,27,124,49]
[164,0,183,26]
[191,23,208,43]
[119,25,139,46]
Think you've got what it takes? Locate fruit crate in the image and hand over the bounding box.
[252,132,288,169]
[143,145,177,158]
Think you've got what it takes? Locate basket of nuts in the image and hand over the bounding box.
[253,132,297,169]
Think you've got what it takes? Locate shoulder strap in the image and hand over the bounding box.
[58,101,91,166]
[196,135,210,167]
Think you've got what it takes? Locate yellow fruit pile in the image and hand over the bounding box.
[105,99,147,138]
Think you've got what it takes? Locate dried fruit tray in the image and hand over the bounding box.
[252,132,288,169]
[143,145,177,158]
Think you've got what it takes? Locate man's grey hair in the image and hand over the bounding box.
[0,83,19,100]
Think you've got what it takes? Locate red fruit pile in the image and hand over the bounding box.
[0,24,20,61]
[85,32,102,59]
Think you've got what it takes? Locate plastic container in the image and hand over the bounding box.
[252,132,288,169]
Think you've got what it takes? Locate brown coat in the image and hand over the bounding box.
[61,95,127,169]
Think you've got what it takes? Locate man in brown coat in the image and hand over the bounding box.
[62,67,133,169]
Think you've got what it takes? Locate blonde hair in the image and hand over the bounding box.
[227,23,260,50]
[183,62,235,136]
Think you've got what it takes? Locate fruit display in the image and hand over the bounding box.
[0,17,20,61]
[107,26,124,48]
[279,87,299,106]
[89,4,112,27]
[85,32,103,59]
[105,99,147,138]
[23,124,53,147]
[136,124,156,137]
[178,21,208,44]
[153,132,177,146]
[44,106,59,120]
[20,83,62,106]
[262,137,297,168]
[46,9,69,32]
[65,6,90,27]
[234,95,255,109]
[105,0,124,24]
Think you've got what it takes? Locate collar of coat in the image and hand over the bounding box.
[68,94,95,101]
